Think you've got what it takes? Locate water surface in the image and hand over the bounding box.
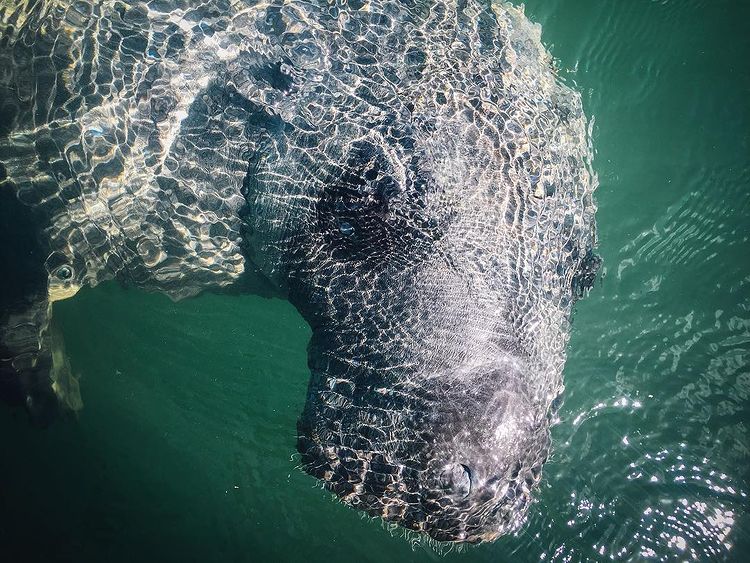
[1,0,748,561]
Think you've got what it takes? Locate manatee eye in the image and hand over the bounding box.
[316,138,441,267]
[316,140,399,260]
[439,463,473,499]
[55,265,73,280]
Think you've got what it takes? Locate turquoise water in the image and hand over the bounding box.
[1,0,748,561]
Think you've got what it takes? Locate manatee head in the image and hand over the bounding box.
[233,0,596,543]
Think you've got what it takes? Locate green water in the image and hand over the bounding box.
[1,0,748,560]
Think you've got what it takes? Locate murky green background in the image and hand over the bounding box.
[2,0,748,561]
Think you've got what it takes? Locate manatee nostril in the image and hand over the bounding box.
[438,462,473,499]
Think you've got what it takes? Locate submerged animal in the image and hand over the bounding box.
[0,0,598,543]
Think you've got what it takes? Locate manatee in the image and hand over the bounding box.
[0,0,599,543]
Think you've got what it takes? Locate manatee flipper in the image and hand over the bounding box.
[0,185,81,424]
[0,300,56,424]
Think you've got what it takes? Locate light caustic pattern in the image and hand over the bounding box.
[0,0,597,543]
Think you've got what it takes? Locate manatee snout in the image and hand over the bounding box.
[297,359,549,543]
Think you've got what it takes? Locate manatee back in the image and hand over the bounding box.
[0,0,263,417]
[0,0,252,301]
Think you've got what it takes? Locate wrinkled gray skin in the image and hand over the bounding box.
[0,0,598,543]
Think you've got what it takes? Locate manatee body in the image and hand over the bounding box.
[0,0,598,543]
